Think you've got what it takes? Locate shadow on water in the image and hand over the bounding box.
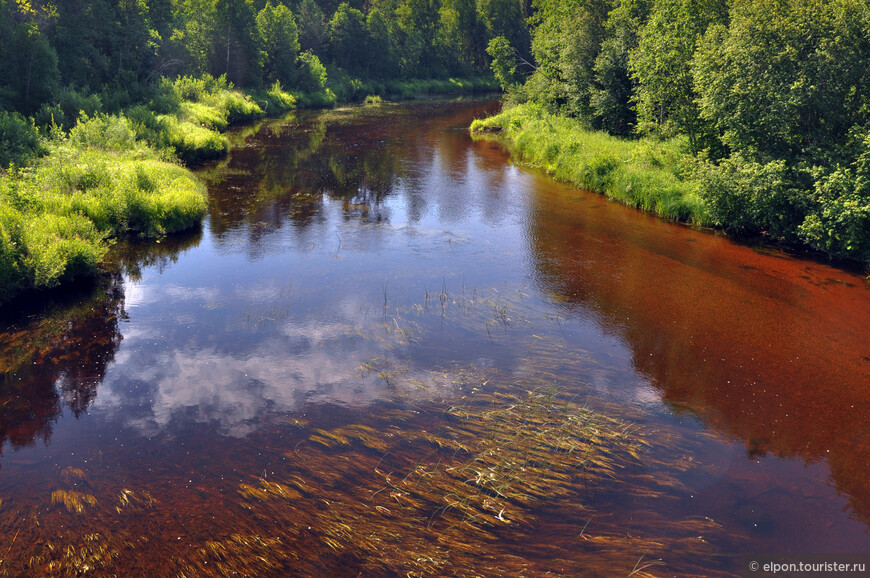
[524,169,870,535]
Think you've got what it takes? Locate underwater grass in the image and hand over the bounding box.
[471,103,709,223]
[0,366,736,576]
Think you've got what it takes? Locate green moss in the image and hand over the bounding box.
[471,103,707,224]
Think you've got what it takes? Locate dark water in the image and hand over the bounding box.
[1,99,869,576]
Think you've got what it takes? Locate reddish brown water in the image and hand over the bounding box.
[0,99,868,576]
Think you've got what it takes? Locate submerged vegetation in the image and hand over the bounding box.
[0,368,733,576]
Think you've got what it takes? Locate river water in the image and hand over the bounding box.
[0,99,868,576]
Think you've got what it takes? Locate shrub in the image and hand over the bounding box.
[798,148,870,262]
[695,154,810,240]
[0,112,45,169]
[296,51,328,93]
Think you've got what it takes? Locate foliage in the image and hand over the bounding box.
[694,154,810,240]
[0,112,45,170]
[328,3,369,75]
[476,0,870,263]
[487,36,522,91]
[295,51,330,95]
[0,113,207,303]
[798,132,870,261]
[693,0,870,164]
[257,2,301,87]
[472,103,705,222]
[297,0,328,54]
[525,0,610,117]
[630,0,726,151]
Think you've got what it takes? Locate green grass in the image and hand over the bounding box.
[0,75,304,305]
[142,75,297,164]
[471,103,708,223]
[0,114,207,304]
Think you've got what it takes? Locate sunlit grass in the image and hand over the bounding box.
[471,103,709,223]
[0,114,207,303]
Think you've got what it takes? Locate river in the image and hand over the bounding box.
[0,99,868,576]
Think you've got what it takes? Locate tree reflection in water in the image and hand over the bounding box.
[0,229,202,457]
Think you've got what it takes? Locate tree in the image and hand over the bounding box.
[0,0,60,113]
[214,0,261,86]
[487,36,521,90]
[257,2,300,85]
[396,0,443,76]
[589,0,650,135]
[296,0,327,55]
[693,0,870,164]
[328,2,368,74]
[478,0,530,62]
[296,50,328,92]
[630,0,726,149]
[525,0,609,116]
[366,8,398,78]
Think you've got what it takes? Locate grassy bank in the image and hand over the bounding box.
[471,103,707,223]
[0,114,208,303]
[0,75,304,305]
[134,75,300,164]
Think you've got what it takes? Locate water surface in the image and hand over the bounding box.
[0,99,868,576]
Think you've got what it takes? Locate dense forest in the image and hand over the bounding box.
[0,0,514,124]
[479,0,870,264]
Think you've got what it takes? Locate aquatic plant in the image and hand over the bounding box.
[0,368,737,576]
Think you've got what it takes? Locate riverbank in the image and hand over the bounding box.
[0,76,299,305]
[328,75,497,103]
[470,103,707,224]
[472,104,870,268]
[0,79,497,306]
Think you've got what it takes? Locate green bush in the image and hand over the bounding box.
[297,51,328,93]
[0,112,45,169]
[250,81,297,114]
[798,143,870,262]
[0,112,207,304]
[694,155,810,240]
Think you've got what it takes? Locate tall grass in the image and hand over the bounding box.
[141,75,300,164]
[0,114,207,303]
[0,75,302,305]
[471,103,708,223]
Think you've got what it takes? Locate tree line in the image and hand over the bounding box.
[489,0,870,263]
[0,0,524,118]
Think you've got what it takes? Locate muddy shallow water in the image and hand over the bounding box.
[0,99,868,576]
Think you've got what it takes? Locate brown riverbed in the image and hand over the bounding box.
[0,99,867,576]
